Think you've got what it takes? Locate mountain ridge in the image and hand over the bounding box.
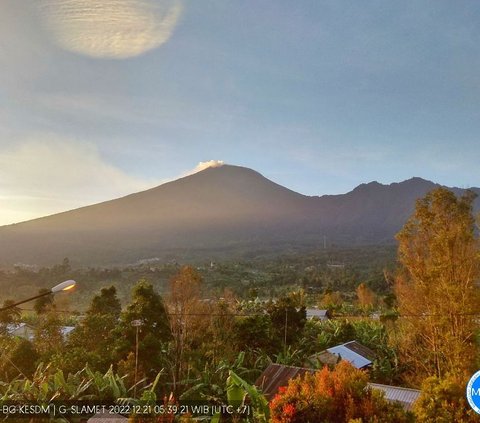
[0,165,478,266]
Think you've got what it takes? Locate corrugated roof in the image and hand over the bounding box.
[369,383,420,411]
[254,364,419,411]
[255,364,311,400]
[306,309,330,320]
[326,345,372,369]
[343,341,377,361]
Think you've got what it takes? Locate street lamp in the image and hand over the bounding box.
[0,280,77,311]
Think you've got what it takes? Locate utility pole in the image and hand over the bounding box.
[131,319,143,398]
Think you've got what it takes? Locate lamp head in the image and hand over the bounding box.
[51,280,76,293]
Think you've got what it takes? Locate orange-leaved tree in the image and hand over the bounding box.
[395,188,480,384]
[270,361,411,423]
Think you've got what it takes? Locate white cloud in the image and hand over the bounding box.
[37,0,182,59]
[0,137,154,225]
[190,160,225,174]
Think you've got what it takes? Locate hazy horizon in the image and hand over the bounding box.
[1,162,477,227]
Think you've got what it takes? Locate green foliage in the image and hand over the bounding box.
[0,337,39,381]
[67,286,121,372]
[234,315,273,352]
[414,374,480,422]
[0,363,129,402]
[88,285,122,316]
[301,319,402,383]
[34,311,64,360]
[179,352,253,403]
[267,294,306,348]
[33,288,54,315]
[114,279,172,381]
[211,369,269,423]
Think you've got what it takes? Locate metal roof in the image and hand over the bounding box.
[369,383,420,411]
[255,364,420,410]
[326,345,372,369]
[342,341,377,361]
[255,364,311,400]
[306,309,330,320]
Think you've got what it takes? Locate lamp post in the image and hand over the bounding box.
[0,279,76,378]
[0,280,76,312]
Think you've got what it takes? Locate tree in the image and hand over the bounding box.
[0,337,39,380]
[33,288,54,315]
[414,374,480,422]
[238,314,273,345]
[66,286,122,372]
[88,285,122,316]
[167,266,209,389]
[395,188,480,384]
[34,310,64,359]
[356,282,376,309]
[319,289,343,309]
[114,280,171,382]
[267,294,306,349]
[269,361,411,422]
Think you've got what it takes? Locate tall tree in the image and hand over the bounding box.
[167,266,209,389]
[115,280,171,382]
[267,293,306,349]
[65,286,122,372]
[34,311,64,359]
[395,188,480,384]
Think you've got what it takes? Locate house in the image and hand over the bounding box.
[4,323,75,341]
[305,308,331,321]
[255,363,311,400]
[255,363,420,410]
[309,340,376,369]
[60,326,75,339]
[5,323,35,341]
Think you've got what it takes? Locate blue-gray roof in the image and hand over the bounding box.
[326,344,372,369]
[369,383,420,411]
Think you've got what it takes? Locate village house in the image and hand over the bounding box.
[305,308,331,321]
[308,340,377,369]
[255,363,420,411]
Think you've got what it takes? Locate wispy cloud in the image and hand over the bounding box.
[37,0,182,59]
[0,137,154,225]
[190,160,225,173]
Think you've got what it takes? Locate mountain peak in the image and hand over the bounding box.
[0,166,477,266]
[402,176,434,185]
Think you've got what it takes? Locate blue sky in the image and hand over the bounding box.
[1,0,480,225]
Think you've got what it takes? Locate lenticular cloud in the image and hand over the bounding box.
[37,0,182,59]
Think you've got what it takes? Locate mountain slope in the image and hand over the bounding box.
[0,165,477,266]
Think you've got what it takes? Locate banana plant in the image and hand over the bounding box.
[211,370,269,423]
[0,363,130,402]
